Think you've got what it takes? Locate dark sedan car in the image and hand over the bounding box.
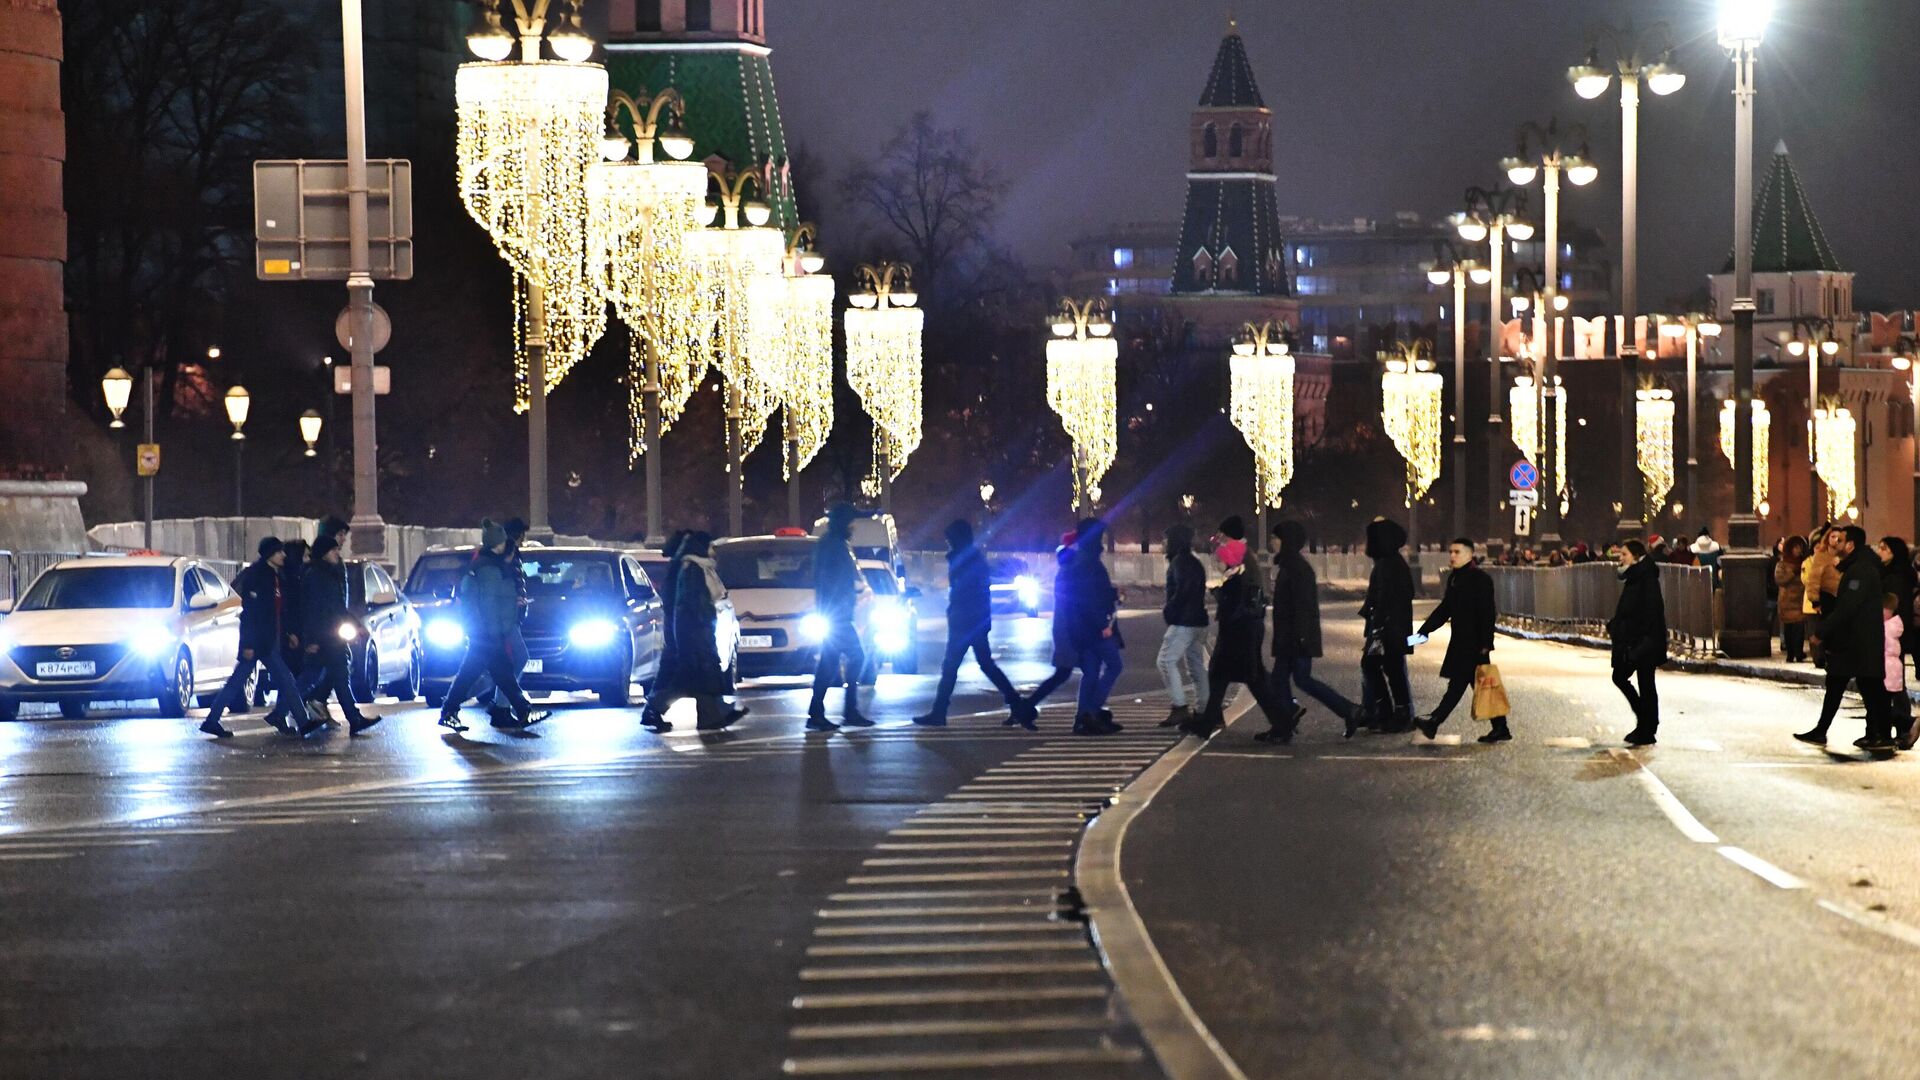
[410,547,663,708]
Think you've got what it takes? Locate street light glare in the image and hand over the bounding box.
[1566,162,1600,187]
[1457,221,1488,243]
[1505,221,1535,242]
[1470,268,1493,285]
[1504,161,1538,187]
[1719,0,1772,45]
[466,8,514,60]
[1570,68,1613,100]
[1427,270,1451,286]
[1645,63,1687,97]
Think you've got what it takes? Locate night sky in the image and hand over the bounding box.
[763,0,1920,311]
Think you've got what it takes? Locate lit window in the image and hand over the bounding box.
[1112,248,1134,269]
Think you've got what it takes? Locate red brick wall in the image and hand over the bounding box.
[0,0,68,467]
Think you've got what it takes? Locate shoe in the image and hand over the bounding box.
[1012,700,1039,732]
[263,713,292,735]
[912,713,947,727]
[1792,729,1827,746]
[1071,712,1108,736]
[1860,735,1897,751]
[1623,727,1657,746]
[640,711,672,733]
[841,709,875,728]
[437,713,468,733]
[1290,704,1308,727]
[1415,715,1441,740]
[1477,719,1513,744]
[198,718,233,739]
[486,708,513,728]
[1343,707,1364,740]
[347,714,380,736]
[1096,708,1124,734]
[1899,722,1918,752]
[1252,725,1292,744]
[295,714,326,738]
[1852,735,1873,749]
[805,713,839,733]
[1160,705,1192,728]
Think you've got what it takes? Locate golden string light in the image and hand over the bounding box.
[1814,404,1857,520]
[586,157,711,459]
[782,271,837,478]
[1635,387,1675,517]
[1045,299,1118,511]
[1382,346,1445,504]
[1717,398,1771,513]
[1508,374,1568,500]
[1229,323,1295,509]
[686,223,787,460]
[845,263,924,496]
[456,60,609,407]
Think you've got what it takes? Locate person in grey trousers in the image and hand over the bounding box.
[1157,523,1210,727]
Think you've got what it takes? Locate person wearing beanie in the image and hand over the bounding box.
[1156,523,1210,728]
[297,532,378,735]
[1020,530,1085,720]
[440,519,543,732]
[199,538,318,739]
[806,504,875,731]
[1056,518,1125,735]
[1357,516,1416,735]
[1185,535,1287,738]
[1263,520,1355,742]
[915,519,1034,728]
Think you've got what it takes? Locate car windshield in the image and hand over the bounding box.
[405,553,471,600]
[716,544,813,589]
[519,554,618,597]
[635,558,673,591]
[862,568,898,595]
[17,565,174,611]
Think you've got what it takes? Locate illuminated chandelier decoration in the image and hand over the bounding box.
[1814,403,1857,520]
[780,225,835,479]
[1717,398,1771,513]
[588,87,710,460]
[1381,342,1445,505]
[1046,299,1119,512]
[456,54,609,408]
[845,262,924,497]
[1508,374,1568,500]
[1230,322,1296,509]
[686,166,787,461]
[1634,387,1676,517]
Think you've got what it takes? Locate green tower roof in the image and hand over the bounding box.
[1198,27,1264,108]
[1722,141,1842,274]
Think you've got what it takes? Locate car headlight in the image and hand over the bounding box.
[425,618,466,650]
[874,630,911,655]
[869,601,908,635]
[129,625,176,657]
[1015,575,1041,607]
[799,613,829,642]
[337,622,359,642]
[568,618,620,648]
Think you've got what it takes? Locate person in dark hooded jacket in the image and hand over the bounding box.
[915,520,1033,727]
[638,529,690,733]
[670,532,741,730]
[1156,523,1210,728]
[1057,518,1125,735]
[1797,526,1895,749]
[438,520,542,732]
[1413,538,1505,742]
[297,534,377,734]
[1265,519,1355,739]
[1019,532,1081,728]
[1357,516,1415,734]
[200,538,317,739]
[807,504,874,731]
[1186,532,1291,739]
[1608,538,1668,745]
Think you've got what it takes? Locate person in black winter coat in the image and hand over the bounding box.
[1414,539,1505,742]
[1156,523,1210,728]
[670,532,740,730]
[807,504,874,731]
[639,529,691,733]
[1265,519,1355,740]
[1187,536,1290,739]
[200,538,316,739]
[1022,532,1082,718]
[1876,536,1918,667]
[1358,517,1416,735]
[1797,526,1895,749]
[297,534,376,734]
[277,539,309,681]
[916,520,1032,727]
[1057,518,1125,735]
[1608,539,1668,745]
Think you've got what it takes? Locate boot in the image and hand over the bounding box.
[347,713,381,736]
[1160,705,1192,728]
[1096,708,1123,733]
[1071,712,1107,736]
[1009,699,1039,731]
[437,710,469,733]
[198,717,233,739]
[841,705,875,728]
[805,710,839,733]
[912,712,947,727]
[1477,717,1513,744]
[1623,727,1657,746]
[1377,707,1414,735]
[1415,714,1442,740]
[1791,727,1827,745]
[1181,708,1222,739]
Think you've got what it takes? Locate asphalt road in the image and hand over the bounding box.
[0,608,1181,1080]
[1129,606,1920,1080]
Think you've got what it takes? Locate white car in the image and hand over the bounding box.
[0,556,244,720]
[716,534,822,678]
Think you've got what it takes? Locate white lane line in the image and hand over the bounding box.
[1609,750,1719,844]
[784,1047,1142,1075]
[1817,899,1920,950]
[844,870,1070,885]
[1543,736,1592,748]
[805,941,1087,957]
[0,852,76,861]
[799,959,1103,980]
[1202,752,1295,761]
[789,1014,1107,1038]
[0,838,156,850]
[818,905,1049,918]
[813,923,1081,938]
[789,986,1110,1009]
[1716,846,1808,889]
[1315,754,1469,763]
[874,841,1075,851]
[888,828,1082,837]
[823,889,1056,902]
[1727,762,1830,769]
[861,855,1067,867]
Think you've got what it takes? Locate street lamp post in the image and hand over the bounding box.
[1044,298,1118,515]
[1714,0,1773,657]
[1503,119,1596,551]
[844,262,924,519]
[1571,21,1685,543]
[1658,314,1722,519]
[100,366,152,548]
[1428,252,1492,541]
[224,385,250,518]
[300,410,324,459]
[1455,185,1533,554]
[1229,321,1297,545]
[1786,320,1844,531]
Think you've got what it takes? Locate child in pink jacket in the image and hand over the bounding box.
[1885,594,1915,749]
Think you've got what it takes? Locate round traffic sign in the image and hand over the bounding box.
[335,302,392,355]
[1509,460,1538,490]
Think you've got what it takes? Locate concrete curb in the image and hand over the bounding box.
[1076,695,1254,1080]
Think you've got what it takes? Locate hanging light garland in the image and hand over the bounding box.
[685,208,787,461]
[1717,398,1771,514]
[1045,299,1118,512]
[1635,387,1676,517]
[1229,322,1295,509]
[845,263,924,497]
[1382,344,1445,505]
[456,59,610,408]
[1508,373,1567,503]
[781,226,835,478]
[1814,404,1857,520]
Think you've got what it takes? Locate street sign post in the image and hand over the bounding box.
[254,159,414,281]
[334,303,392,354]
[1510,488,1539,508]
[1509,460,1538,491]
[136,444,161,477]
[1514,505,1532,536]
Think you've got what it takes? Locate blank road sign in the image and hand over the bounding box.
[255,159,414,281]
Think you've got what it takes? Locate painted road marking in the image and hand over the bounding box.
[789,1014,1108,1038]
[783,1044,1142,1074]
[818,905,1051,918]
[844,870,1070,885]
[814,923,1082,938]
[1817,899,1920,950]
[0,852,76,861]
[790,986,1110,1009]
[861,855,1069,867]
[824,889,1058,902]
[1543,736,1592,748]
[874,841,1074,851]
[805,941,1088,957]
[798,960,1103,980]
[1608,750,1720,843]
[1717,846,1808,889]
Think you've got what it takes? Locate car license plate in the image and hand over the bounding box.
[36,661,95,677]
[740,635,774,649]
[523,659,544,674]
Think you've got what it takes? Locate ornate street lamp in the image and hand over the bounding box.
[457,0,610,537]
[779,224,836,524]
[1635,387,1675,520]
[1383,341,1444,584]
[101,367,133,429]
[1229,321,1296,543]
[1455,183,1533,552]
[845,262,924,514]
[223,385,250,517]
[1045,298,1117,514]
[300,410,324,458]
[1718,397,1770,517]
[1813,404,1857,522]
[1427,246,1491,539]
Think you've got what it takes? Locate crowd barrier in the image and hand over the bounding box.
[1484,563,1717,657]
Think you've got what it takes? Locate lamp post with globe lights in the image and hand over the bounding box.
[1428,250,1493,539]
[1454,184,1533,553]
[1045,298,1117,514]
[844,262,923,517]
[100,366,154,548]
[1229,321,1297,545]
[223,386,250,517]
[1785,319,1845,531]
[1657,314,1723,517]
[300,410,325,459]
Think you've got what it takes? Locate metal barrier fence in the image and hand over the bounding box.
[1484,563,1717,657]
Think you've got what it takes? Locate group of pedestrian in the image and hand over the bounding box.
[1786,524,1917,752]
